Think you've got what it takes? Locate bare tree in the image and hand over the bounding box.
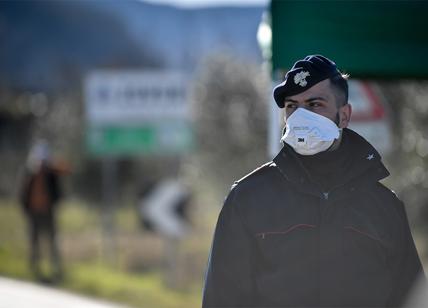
[380,81,428,226]
[192,53,270,195]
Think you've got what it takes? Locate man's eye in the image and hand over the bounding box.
[308,102,321,108]
[285,104,297,109]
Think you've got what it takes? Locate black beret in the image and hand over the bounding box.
[273,55,342,108]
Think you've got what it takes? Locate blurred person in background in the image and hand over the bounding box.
[19,139,70,282]
[202,55,425,307]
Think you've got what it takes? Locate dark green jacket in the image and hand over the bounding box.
[203,129,424,307]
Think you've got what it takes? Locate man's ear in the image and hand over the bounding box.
[339,103,352,128]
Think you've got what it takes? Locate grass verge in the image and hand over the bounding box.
[0,198,206,308]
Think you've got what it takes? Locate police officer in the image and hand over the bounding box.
[202,55,425,307]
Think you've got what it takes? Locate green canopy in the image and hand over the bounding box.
[271,0,428,78]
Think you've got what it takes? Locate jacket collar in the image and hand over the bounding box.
[273,128,390,198]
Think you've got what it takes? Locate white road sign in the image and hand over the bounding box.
[85,71,190,124]
[347,80,392,155]
[139,179,190,239]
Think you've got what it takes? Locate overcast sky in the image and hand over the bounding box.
[142,0,268,8]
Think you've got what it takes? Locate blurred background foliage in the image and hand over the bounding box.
[193,53,269,196]
[380,82,428,225]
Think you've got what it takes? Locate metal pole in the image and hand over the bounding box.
[268,87,282,159]
[101,157,117,265]
[164,237,179,289]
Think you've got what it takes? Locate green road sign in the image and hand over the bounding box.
[271,1,428,78]
[86,122,193,157]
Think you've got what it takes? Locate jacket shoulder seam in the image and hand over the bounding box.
[233,161,276,187]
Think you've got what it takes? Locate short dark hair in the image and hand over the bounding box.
[329,73,349,107]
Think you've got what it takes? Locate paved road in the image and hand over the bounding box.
[0,276,129,308]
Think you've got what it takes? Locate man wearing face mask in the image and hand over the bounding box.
[202,55,425,307]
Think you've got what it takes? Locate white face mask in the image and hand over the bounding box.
[281,108,341,155]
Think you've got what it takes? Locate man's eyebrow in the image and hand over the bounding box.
[283,98,298,103]
[283,96,328,103]
[305,97,327,102]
